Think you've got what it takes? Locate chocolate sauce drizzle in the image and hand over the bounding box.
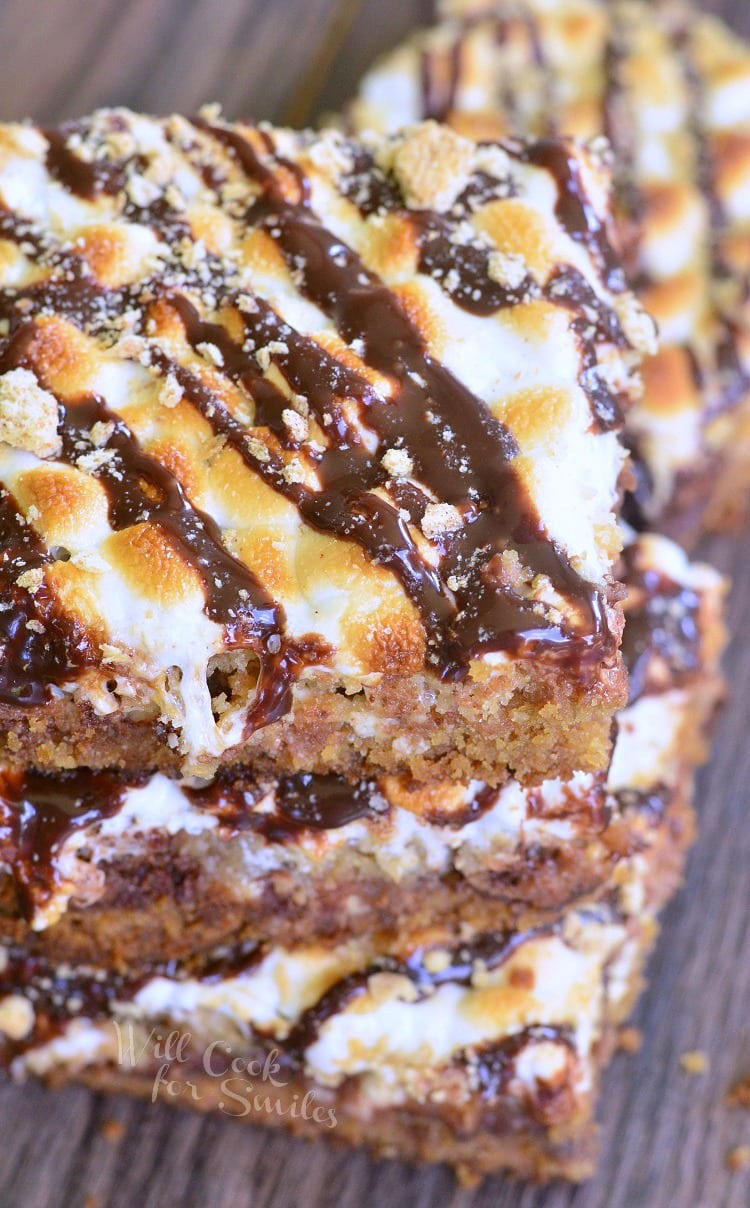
[283,924,552,1061]
[44,126,127,200]
[0,112,621,719]
[517,140,624,293]
[0,923,559,1076]
[469,1023,575,1115]
[0,487,94,705]
[420,39,463,123]
[0,765,375,922]
[338,142,628,429]
[0,322,324,727]
[193,120,613,670]
[0,947,136,1055]
[0,769,130,921]
[184,769,374,842]
[620,547,702,705]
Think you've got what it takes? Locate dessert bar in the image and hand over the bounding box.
[351,0,750,544]
[0,111,648,784]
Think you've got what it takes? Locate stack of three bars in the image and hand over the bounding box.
[0,108,726,1181]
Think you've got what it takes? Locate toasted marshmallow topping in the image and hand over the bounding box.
[0,110,640,768]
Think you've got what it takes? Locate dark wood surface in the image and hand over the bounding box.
[0,2,748,1205]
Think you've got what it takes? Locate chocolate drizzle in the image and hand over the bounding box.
[413,210,534,316]
[0,322,321,728]
[518,140,624,293]
[0,487,94,705]
[621,548,702,704]
[194,120,613,671]
[0,947,135,1055]
[184,769,374,841]
[471,1024,577,1106]
[284,925,551,1062]
[44,126,127,200]
[0,769,130,921]
[273,772,372,831]
[339,145,628,427]
[613,785,669,823]
[420,40,463,123]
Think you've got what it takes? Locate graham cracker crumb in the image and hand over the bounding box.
[0,368,61,458]
[381,448,414,478]
[101,1118,125,1142]
[680,1050,709,1075]
[89,420,115,448]
[618,1026,643,1054]
[726,1075,750,1108]
[726,1146,750,1172]
[245,435,270,463]
[389,123,475,212]
[367,972,419,1006]
[16,568,44,594]
[471,959,490,988]
[422,948,452,975]
[0,994,34,1040]
[614,295,658,356]
[421,502,463,540]
[159,374,182,409]
[487,250,527,290]
[196,341,224,368]
[281,408,308,443]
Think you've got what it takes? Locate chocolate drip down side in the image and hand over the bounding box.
[0,770,130,922]
[620,551,702,704]
[0,486,95,705]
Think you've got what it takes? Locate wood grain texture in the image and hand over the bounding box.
[0,2,749,1206]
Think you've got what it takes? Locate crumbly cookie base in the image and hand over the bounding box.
[0,652,626,785]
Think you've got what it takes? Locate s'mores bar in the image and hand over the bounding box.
[0,534,724,972]
[0,110,649,785]
[351,0,750,544]
[0,783,692,1184]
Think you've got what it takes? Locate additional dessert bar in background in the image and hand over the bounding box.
[0,533,725,971]
[0,782,692,1184]
[0,111,649,786]
[351,0,750,545]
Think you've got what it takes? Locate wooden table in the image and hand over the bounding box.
[0,2,748,1205]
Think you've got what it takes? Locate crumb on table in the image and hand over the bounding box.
[727,1075,750,1108]
[680,1050,709,1075]
[726,1146,750,1172]
[100,1119,125,1142]
[618,1027,643,1054]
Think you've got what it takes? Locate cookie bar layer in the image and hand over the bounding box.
[0,790,689,1184]
[0,111,647,783]
[0,534,723,968]
[351,0,750,544]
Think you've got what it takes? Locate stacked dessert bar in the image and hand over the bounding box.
[0,103,728,1181]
